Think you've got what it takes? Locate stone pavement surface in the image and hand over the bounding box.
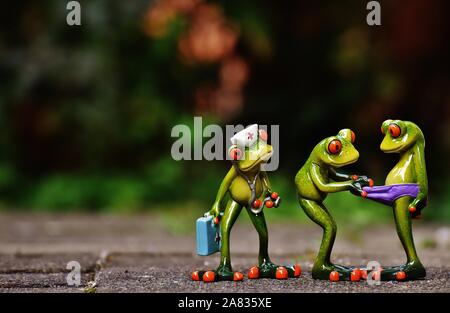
[0,213,449,293]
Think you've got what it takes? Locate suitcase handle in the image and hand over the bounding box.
[203,212,223,226]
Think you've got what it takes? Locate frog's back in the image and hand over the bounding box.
[295,159,326,202]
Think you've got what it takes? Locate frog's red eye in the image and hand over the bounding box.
[328,140,342,155]
[259,129,268,141]
[229,146,242,160]
[381,126,385,135]
[389,123,401,138]
[351,130,355,143]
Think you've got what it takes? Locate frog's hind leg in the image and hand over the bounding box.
[245,207,301,279]
[192,199,245,282]
[216,199,245,281]
[299,198,354,281]
[380,197,425,281]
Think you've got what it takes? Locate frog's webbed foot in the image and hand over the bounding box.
[247,262,301,279]
[191,266,244,283]
[380,261,426,281]
[358,261,425,281]
[216,265,244,281]
[313,263,362,282]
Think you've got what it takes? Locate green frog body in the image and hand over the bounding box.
[295,129,370,280]
[377,119,428,280]
[193,125,300,282]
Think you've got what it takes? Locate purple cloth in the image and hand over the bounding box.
[362,184,419,206]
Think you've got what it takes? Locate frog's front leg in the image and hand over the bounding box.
[329,168,373,188]
[244,207,301,279]
[409,142,428,218]
[311,164,362,195]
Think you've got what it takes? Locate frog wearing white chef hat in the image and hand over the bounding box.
[191,124,301,282]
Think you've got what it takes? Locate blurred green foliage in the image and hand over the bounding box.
[0,0,449,225]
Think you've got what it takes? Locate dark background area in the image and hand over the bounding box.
[0,0,448,223]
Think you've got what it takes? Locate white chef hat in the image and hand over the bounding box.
[230,124,258,147]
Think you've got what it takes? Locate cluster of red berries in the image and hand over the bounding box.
[252,192,280,209]
[329,268,406,282]
[191,264,301,282]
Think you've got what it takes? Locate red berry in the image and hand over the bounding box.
[369,178,374,187]
[294,264,302,277]
[396,271,406,281]
[271,192,279,200]
[351,269,361,282]
[191,271,200,281]
[361,190,368,198]
[329,271,339,282]
[248,266,260,279]
[275,267,288,279]
[203,271,215,282]
[265,200,274,208]
[233,272,244,281]
[409,206,416,213]
[252,199,262,209]
[214,217,220,225]
[351,175,359,180]
[361,270,368,280]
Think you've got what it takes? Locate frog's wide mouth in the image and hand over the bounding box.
[330,157,358,168]
[380,136,407,153]
[259,150,273,161]
[239,150,273,171]
[381,146,402,153]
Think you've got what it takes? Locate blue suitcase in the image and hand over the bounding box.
[196,213,222,256]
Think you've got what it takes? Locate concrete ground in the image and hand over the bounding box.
[0,213,449,292]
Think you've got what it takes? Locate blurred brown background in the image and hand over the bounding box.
[0,0,448,224]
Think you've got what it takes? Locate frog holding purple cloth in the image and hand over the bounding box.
[362,119,428,281]
[295,120,428,282]
[295,128,373,281]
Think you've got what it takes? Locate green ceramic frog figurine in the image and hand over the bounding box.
[295,129,371,281]
[192,124,301,282]
[376,119,428,280]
